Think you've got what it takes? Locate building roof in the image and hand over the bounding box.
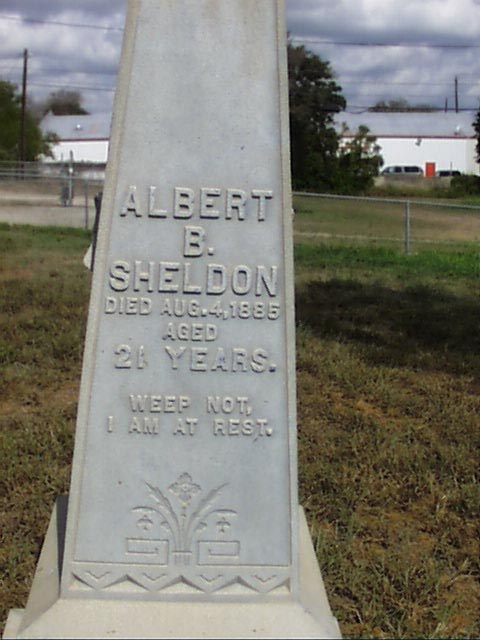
[40,112,112,141]
[40,110,476,142]
[335,111,476,139]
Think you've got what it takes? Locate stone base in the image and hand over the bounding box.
[4,499,341,639]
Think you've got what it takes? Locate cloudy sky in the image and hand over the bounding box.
[1,0,479,116]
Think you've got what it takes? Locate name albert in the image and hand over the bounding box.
[120,185,274,221]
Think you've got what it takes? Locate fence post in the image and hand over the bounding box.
[68,171,74,207]
[84,179,89,230]
[404,201,411,255]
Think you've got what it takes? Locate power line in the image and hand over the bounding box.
[32,67,117,77]
[6,62,479,90]
[6,73,480,111]
[339,79,480,87]
[10,66,479,92]
[343,91,473,98]
[0,15,476,47]
[0,13,123,32]
[291,36,480,49]
[28,81,115,93]
[0,55,22,65]
[0,65,22,77]
[344,106,479,113]
[14,78,480,105]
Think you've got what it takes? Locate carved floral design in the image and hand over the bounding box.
[141,472,228,561]
[168,473,201,507]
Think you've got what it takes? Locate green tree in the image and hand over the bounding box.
[473,108,480,164]
[287,44,382,193]
[0,80,53,162]
[337,125,383,194]
[287,42,346,190]
[370,98,437,113]
[42,89,89,116]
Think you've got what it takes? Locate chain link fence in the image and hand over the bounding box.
[1,171,480,254]
[0,166,103,230]
[293,191,480,254]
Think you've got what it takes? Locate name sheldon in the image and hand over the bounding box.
[109,260,278,297]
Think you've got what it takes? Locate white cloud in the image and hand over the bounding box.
[0,5,124,112]
[0,0,478,114]
[286,0,480,112]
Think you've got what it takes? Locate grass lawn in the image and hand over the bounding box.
[1,222,479,638]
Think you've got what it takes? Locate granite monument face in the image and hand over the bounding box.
[4,1,340,637]
[65,0,296,598]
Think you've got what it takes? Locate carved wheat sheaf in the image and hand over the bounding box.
[131,472,234,567]
[145,473,228,555]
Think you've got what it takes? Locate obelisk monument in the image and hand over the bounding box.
[4,1,340,637]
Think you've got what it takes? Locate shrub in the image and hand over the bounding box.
[449,174,480,196]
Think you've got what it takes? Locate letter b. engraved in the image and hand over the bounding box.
[184,226,206,257]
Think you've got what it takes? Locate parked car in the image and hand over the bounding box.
[436,170,461,177]
[381,165,424,176]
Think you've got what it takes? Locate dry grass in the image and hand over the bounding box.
[0,224,90,635]
[295,243,480,638]
[294,194,480,245]
[0,223,479,638]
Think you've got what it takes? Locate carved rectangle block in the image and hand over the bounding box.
[61,0,297,600]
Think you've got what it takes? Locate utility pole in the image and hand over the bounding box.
[19,48,28,168]
[455,76,459,113]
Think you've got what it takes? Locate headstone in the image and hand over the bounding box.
[4,1,340,637]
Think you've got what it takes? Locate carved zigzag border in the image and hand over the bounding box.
[70,567,291,595]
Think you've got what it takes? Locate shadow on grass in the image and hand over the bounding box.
[296,279,480,375]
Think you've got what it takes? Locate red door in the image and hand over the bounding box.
[425,162,436,178]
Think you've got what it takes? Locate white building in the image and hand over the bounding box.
[40,112,111,168]
[40,110,480,178]
[336,111,479,176]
